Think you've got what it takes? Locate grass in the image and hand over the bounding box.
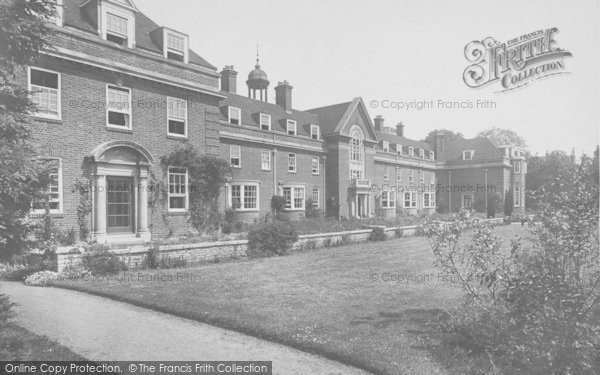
[53,224,529,375]
[0,323,86,360]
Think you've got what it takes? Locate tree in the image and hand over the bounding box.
[424,153,599,373]
[477,127,527,149]
[526,150,576,210]
[422,129,464,145]
[0,0,56,260]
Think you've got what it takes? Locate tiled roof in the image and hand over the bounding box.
[63,0,216,70]
[376,130,432,151]
[219,93,320,138]
[443,137,504,162]
[306,101,352,135]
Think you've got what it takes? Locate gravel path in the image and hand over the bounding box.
[1,281,371,375]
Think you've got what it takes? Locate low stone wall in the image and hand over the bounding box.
[54,225,420,272]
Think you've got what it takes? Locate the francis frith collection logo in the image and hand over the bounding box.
[463,28,572,92]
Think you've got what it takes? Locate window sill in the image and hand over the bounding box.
[106,126,133,134]
[31,116,62,124]
[167,134,189,141]
[30,212,65,218]
[167,210,189,216]
[232,209,259,213]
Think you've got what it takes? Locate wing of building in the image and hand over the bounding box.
[24,0,526,243]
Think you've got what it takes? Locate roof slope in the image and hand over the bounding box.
[306,101,352,135]
[220,93,320,138]
[443,137,504,162]
[376,130,432,150]
[63,0,216,70]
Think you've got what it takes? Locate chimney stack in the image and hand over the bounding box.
[373,115,384,131]
[220,65,238,93]
[396,122,405,137]
[434,132,446,162]
[275,80,293,112]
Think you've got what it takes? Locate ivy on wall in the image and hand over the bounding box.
[157,144,230,233]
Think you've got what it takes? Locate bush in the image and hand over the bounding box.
[81,244,127,275]
[303,240,317,251]
[0,263,39,281]
[24,270,60,286]
[271,195,287,215]
[247,221,298,258]
[0,294,14,329]
[369,227,386,241]
[304,199,321,219]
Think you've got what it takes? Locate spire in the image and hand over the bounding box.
[256,43,260,68]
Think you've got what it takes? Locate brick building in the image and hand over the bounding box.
[24,0,525,243]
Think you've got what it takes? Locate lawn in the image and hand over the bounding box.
[53,224,529,375]
[1,323,86,361]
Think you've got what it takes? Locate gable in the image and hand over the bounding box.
[337,98,378,142]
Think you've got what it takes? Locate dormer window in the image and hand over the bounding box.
[106,13,128,46]
[49,0,63,26]
[228,106,241,125]
[382,141,389,153]
[287,120,297,136]
[408,147,414,157]
[463,150,475,160]
[310,124,320,140]
[165,30,188,62]
[420,149,425,159]
[430,151,435,161]
[397,144,403,156]
[260,114,271,131]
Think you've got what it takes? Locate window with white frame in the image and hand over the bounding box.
[514,186,521,207]
[462,193,473,209]
[105,12,129,46]
[383,166,389,180]
[260,113,271,131]
[419,170,424,184]
[514,161,521,173]
[29,68,60,119]
[165,30,187,62]
[260,149,271,171]
[463,150,474,160]
[420,149,425,159]
[408,147,414,157]
[423,192,435,208]
[397,144,403,156]
[32,158,62,213]
[382,141,389,153]
[288,153,296,173]
[397,168,402,182]
[230,145,240,167]
[310,124,320,140]
[311,156,319,175]
[228,106,241,125]
[230,183,258,210]
[409,170,414,183]
[287,120,297,135]
[430,171,435,184]
[312,188,320,208]
[430,151,435,161]
[381,190,396,208]
[168,167,188,211]
[283,186,305,210]
[350,127,364,179]
[404,192,417,208]
[167,97,187,136]
[106,85,131,128]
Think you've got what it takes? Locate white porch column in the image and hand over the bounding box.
[94,174,107,237]
[137,170,149,235]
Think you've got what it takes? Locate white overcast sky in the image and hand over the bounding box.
[139,0,600,155]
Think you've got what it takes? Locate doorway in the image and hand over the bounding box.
[106,176,135,234]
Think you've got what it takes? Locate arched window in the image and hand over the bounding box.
[349,127,364,179]
[350,128,363,162]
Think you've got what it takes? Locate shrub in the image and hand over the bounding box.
[0,263,39,281]
[303,240,317,251]
[24,270,60,286]
[81,244,127,275]
[0,294,14,329]
[271,195,287,215]
[369,227,386,241]
[146,245,160,269]
[503,188,513,216]
[159,254,186,269]
[247,221,298,258]
[304,198,321,219]
[340,234,351,245]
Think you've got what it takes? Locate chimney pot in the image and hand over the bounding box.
[220,65,238,93]
[396,122,405,137]
[373,115,384,131]
[275,80,293,112]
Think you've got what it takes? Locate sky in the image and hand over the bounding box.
[139,0,600,156]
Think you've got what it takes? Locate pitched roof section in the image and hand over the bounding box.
[63,0,216,70]
[376,130,432,151]
[307,97,378,141]
[219,93,320,138]
[443,137,504,162]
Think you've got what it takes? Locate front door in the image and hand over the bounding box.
[107,176,134,234]
[357,194,366,218]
